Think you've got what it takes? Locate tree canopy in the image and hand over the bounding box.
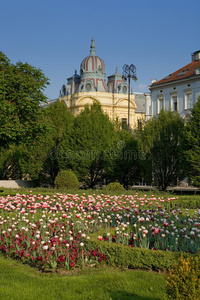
[25,101,74,186]
[138,110,185,191]
[106,130,141,188]
[2,50,197,190]
[0,51,49,148]
[59,103,118,188]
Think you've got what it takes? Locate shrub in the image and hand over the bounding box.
[86,230,193,271]
[166,255,200,300]
[105,182,124,193]
[54,170,79,190]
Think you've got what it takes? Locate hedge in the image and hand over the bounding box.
[86,230,198,271]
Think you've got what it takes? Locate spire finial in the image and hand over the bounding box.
[90,37,96,56]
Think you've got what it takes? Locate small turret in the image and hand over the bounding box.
[90,37,96,56]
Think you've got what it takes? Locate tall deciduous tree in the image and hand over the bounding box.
[185,97,200,186]
[0,51,49,148]
[139,110,185,191]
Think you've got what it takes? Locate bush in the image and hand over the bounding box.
[166,255,200,300]
[85,230,194,271]
[105,182,124,193]
[54,170,79,190]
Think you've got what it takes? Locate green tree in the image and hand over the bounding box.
[0,144,26,179]
[0,52,50,180]
[0,51,49,148]
[22,135,54,186]
[139,110,185,191]
[106,130,142,188]
[59,103,118,188]
[0,147,10,179]
[184,97,200,186]
[26,101,74,187]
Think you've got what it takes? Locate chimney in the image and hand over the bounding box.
[151,78,157,84]
[192,50,200,62]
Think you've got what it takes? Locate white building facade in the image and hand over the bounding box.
[145,50,200,121]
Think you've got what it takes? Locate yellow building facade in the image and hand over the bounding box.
[59,38,145,129]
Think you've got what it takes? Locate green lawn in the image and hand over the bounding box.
[0,254,167,300]
[1,187,195,300]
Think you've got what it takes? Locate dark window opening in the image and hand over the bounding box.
[122,118,127,130]
[138,119,142,130]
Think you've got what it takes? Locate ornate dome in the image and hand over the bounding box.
[80,38,105,73]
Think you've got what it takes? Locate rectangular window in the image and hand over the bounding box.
[185,92,193,109]
[172,96,178,111]
[137,119,142,130]
[122,118,127,130]
[158,98,164,113]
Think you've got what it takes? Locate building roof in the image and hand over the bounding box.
[80,38,105,73]
[40,98,58,108]
[151,58,200,88]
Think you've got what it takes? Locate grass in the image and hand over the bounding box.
[0,186,194,197]
[0,185,199,196]
[0,254,167,300]
[0,187,198,299]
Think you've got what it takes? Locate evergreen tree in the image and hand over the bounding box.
[185,97,200,186]
[59,103,118,188]
[106,130,141,188]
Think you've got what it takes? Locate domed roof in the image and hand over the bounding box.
[80,38,105,73]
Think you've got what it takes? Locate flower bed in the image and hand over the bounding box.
[0,192,199,271]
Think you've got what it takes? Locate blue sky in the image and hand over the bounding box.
[1,0,200,100]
